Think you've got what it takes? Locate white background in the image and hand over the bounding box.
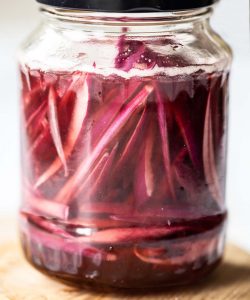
[0,0,249,250]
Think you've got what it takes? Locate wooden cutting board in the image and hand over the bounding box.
[0,220,250,300]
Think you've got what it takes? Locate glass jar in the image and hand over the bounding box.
[18,0,232,290]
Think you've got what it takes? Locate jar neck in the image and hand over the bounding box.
[39,5,213,34]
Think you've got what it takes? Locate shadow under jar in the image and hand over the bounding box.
[18,0,232,290]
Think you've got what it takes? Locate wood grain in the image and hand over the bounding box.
[0,220,250,299]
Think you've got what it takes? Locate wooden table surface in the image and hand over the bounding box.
[0,218,250,300]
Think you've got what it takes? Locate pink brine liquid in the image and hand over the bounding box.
[19,40,229,288]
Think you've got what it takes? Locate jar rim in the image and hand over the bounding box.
[36,0,219,12]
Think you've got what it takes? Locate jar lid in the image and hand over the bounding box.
[36,0,219,12]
